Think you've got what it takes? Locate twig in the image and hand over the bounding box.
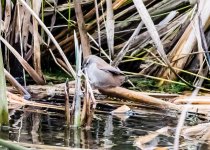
[65,79,70,127]
[4,69,31,99]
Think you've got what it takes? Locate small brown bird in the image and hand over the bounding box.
[82,55,126,89]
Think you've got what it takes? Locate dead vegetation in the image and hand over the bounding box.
[1,0,210,149]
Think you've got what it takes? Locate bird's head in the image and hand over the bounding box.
[82,55,102,69]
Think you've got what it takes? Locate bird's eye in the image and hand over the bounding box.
[82,62,88,69]
[86,61,90,65]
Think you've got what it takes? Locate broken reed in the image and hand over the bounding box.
[73,31,82,127]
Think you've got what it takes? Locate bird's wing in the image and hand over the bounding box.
[97,64,124,75]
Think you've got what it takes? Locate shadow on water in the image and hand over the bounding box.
[7,97,210,150]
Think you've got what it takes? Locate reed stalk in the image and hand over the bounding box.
[0,0,9,127]
[73,31,82,127]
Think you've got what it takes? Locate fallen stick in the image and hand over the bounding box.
[5,69,31,99]
[173,96,210,105]
[7,81,76,99]
[7,91,25,103]
[7,91,65,111]
[178,105,210,114]
[99,87,180,111]
[99,87,210,114]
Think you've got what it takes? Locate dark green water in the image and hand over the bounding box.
[6,104,178,150]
